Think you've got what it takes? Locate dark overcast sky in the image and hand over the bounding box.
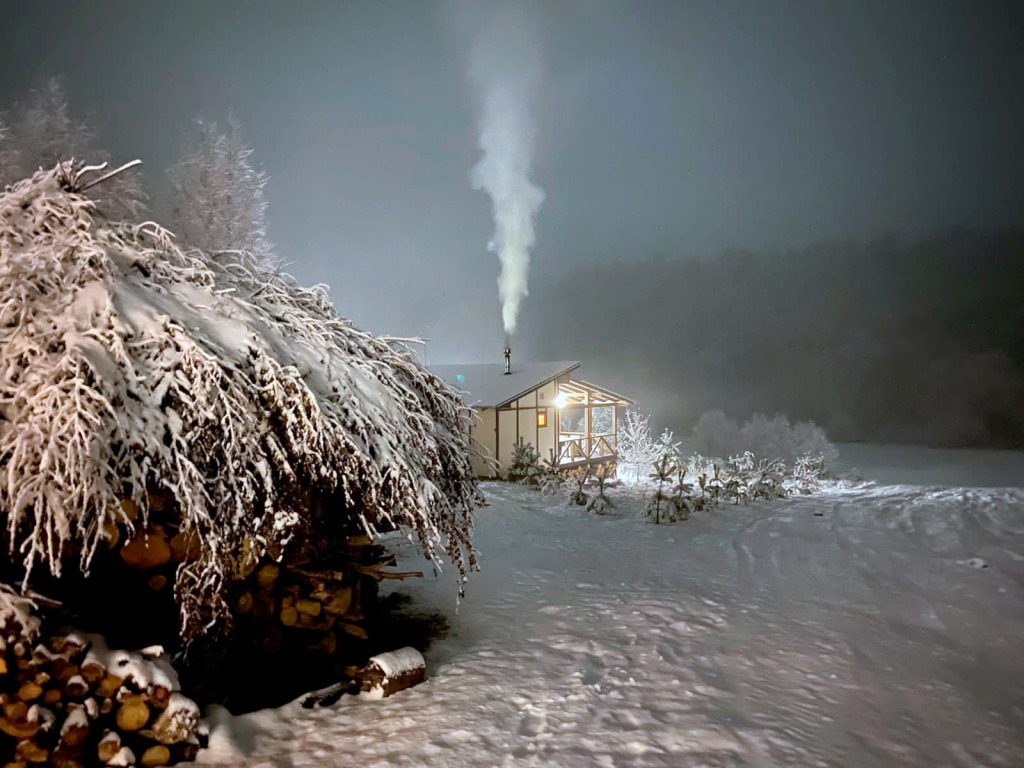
[1,0,1021,365]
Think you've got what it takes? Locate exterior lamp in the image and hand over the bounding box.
[554,393,569,409]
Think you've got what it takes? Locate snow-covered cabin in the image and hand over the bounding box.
[430,360,634,478]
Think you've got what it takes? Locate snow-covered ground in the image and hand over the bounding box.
[197,447,1024,767]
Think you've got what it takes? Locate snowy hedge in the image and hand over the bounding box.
[693,410,838,468]
[0,163,480,642]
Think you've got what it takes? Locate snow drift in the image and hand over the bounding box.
[0,163,480,641]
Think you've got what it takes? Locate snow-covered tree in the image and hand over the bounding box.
[504,439,545,485]
[5,77,144,217]
[0,163,479,642]
[170,114,277,272]
[656,428,682,467]
[616,409,660,485]
[692,409,740,458]
[0,116,24,189]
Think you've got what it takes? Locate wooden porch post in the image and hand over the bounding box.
[555,380,561,467]
[612,405,618,453]
[584,389,591,459]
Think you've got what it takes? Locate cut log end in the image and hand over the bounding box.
[114,696,150,731]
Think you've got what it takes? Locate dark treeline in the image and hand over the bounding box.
[529,228,1024,449]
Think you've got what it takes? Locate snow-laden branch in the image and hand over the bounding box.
[0,164,481,641]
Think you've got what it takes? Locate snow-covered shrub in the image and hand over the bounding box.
[693,410,838,469]
[740,414,796,465]
[616,409,660,485]
[792,421,840,468]
[170,114,277,273]
[749,458,788,500]
[788,453,829,494]
[0,163,480,642]
[504,440,545,485]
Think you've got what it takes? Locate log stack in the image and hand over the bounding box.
[0,596,202,768]
[1,488,424,761]
[205,533,423,709]
[234,535,420,646]
[58,490,419,708]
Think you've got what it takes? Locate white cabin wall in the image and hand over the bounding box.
[470,407,498,478]
[497,409,517,468]
[535,380,557,465]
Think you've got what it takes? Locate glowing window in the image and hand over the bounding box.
[537,410,548,428]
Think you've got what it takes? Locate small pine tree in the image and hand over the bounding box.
[567,465,591,505]
[504,439,545,485]
[644,454,676,524]
[750,457,787,500]
[656,428,681,466]
[170,113,276,272]
[669,465,694,520]
[538,450,564,495]
[587,466,615,514]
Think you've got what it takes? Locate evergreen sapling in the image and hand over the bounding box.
[587,467,615,515]
[504,439,545,485]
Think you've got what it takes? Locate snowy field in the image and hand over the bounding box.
[198,446,1024,767]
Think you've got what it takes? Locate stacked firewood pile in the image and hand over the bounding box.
[75,491,423,710]
[231,535,411,654]
[212,526,423,707]
[0,587,202,767]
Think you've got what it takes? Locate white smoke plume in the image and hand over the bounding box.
[468,10,545,335]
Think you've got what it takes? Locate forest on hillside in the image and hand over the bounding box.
[533,228,1024,449]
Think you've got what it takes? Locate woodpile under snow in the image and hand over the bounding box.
[1,585,203,766]
[0,162,482,761]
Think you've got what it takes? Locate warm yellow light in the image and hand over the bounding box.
[554,393,569,409]
[537,410,547,428]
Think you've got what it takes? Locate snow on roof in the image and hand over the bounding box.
[0,163,480,640]
[430,361,580,408]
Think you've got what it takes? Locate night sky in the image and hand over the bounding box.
[2,0,1022,445]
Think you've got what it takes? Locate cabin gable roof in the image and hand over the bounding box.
[430,361,581,408]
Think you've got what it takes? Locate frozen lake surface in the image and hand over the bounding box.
[199,446,1024,767]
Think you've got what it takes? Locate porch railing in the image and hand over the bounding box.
[556,433,617,466]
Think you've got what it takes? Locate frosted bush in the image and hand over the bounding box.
[693,410,837,469]
[693,409,741,459]
[792,420,840,468]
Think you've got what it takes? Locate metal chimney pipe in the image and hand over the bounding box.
[504,345,511,375]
